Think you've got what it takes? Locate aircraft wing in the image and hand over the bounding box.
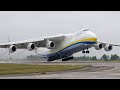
[0,35,65,49]
[97,41,120,47]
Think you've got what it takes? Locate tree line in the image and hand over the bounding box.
[74,54,120,61]
[26,55,43,60]
[26,54,120,61]
[100,54,120,61]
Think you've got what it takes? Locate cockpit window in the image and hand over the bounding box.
[83,29,89,31]
[75,29,89,36]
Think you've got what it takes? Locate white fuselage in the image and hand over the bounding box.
[35,30,97,60]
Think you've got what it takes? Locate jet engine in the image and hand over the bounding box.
[9,45,17,53]
[95,43,103,50]
[27,43,36,51]
[46,41,55,49]
[104,45,113,51]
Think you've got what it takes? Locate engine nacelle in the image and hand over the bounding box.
[95,43,103,50]
[104,45,113,51]
[46,41,55,49]
[9,45,17,53]
[27,43,36,51]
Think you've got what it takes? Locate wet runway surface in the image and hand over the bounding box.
[0,61,120,79]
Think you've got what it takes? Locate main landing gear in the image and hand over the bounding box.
[62,56,74,61]
[82,49,90,54]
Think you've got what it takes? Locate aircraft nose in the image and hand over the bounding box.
[92,32,97,38]
[88,31,97,38]
[88,31,97,42]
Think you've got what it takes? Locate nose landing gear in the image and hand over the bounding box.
[82,49,90,54]
[82,51,86,53]
[86,50,89,53]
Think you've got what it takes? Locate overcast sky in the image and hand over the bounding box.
[0,11,120,59]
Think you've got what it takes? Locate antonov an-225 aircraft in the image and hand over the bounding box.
[0,29,119,61]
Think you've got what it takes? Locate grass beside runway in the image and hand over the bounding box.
[0,63,88,75]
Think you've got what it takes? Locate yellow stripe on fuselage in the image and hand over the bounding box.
[64,37,97,49]
[48,37,97,54]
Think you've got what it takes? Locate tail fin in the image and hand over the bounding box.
[8,35,10,42]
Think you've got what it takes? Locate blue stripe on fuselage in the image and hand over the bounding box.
[46,41,96,59]
[59,41,96,52]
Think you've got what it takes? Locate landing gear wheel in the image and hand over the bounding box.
[82,51,85,53]
[86,51,90,53]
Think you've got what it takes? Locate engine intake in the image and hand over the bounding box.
[46,41,55,49]
[27,43,35,51]
[104,45,113,51]
[9,45,17,53]
[95,43,103,50]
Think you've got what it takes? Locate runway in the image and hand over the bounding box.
[1,62,120,79]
